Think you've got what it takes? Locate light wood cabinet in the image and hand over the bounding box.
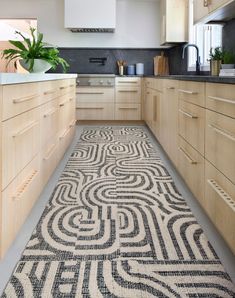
[160,0,188,45]
[115,104,141,121]
[0,78,76,258]
[76,103,114,121]
[178,81,205,107]
[76,87,114,103]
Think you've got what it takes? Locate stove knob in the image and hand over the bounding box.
[107,80,112,85]
[99,80,104,85]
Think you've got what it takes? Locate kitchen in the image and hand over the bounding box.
[0,0,235,297]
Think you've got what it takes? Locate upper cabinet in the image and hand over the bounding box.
[194,0,235,24]
[160,0,188,45]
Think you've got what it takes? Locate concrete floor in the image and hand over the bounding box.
[0,124,234,294]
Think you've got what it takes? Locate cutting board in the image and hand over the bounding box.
[154,52,169,76]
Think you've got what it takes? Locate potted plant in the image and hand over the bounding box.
[1,27,69,73]
[221,50,235,69]
[209,47,223,76]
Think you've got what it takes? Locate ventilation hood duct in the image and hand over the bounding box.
[64,0,116,33]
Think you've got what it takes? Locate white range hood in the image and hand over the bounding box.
[64,0,116,33]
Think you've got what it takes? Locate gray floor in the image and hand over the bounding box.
[0,124,234,295]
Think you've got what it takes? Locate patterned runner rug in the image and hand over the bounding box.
[2,127,235,297]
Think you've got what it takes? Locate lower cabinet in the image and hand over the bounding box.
[115,103,141,120]
[76,103,115,120]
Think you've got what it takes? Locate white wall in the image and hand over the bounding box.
[0,0,161,48]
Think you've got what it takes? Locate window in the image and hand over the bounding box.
[188,0,223,71]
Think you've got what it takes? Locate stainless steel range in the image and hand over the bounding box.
[76,74,115,87]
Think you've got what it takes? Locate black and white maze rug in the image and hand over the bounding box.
[2,127,235,297]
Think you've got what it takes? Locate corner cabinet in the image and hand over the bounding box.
[0,78,76,258]
[160,0,188,45]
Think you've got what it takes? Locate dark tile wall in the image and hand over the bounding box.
[222,18,235,51]
[52,48,165,75]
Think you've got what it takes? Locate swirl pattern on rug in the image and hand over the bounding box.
[2,126,235,297]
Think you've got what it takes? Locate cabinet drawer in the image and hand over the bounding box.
[178,81,205,107]
[178,136,205,204]
[206,83,235,119]
[116,86,141,103]
[116,77,141,86]
[179,99,205,155]
[40,99,59,150]
[40,80,59,104]
[2,82,40,121]
[205,161,235,255]
[41,142,59,186]
[2,108,40,189]
[115,103,141,120]
[145,78,155,89]
[58,79,76,96]
[205,109,235,184]
[1,155,41,257]
[76,87,114,103]
[76,103,114,120]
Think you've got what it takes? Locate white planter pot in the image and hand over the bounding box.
[19,59,52,73]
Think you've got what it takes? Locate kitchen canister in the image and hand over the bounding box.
[127,65,135,75]
[136,63,144,75]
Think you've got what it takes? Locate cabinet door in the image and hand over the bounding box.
[193,0,209,23]
[209,0,231,12]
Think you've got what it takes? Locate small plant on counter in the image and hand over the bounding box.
[209,47,223,61]
[1,27,69,73]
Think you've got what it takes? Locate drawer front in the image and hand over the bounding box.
[145,78,155,89]
[76,103,114,120]
[116,77,141,86]
[178,136,205,204]
[40,80,60,104]
[205,161,235,254]
[145,78,163,92]
[58,124,75,161]
[58,79,76,96]
[40,99,59,150]
[115,103,141,120]
[206,83,235,119]
[178,81,205,107]
[76,87,114,103]
[179,99,205,155]
[2,108,40,189]
[1,155,41,257]
[205,109,235,184]
[2,82,40,121]
[41,142,59,187]
[116,86,141,103]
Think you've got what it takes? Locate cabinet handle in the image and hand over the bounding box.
[207,179,235,211]
[13,94,39,104]
[203,0,209,7]
[208,124,235,142]
[60,86,68,90]
[118,81,138,83]
[153,95,157,121]
[118,107,138,110]
[69,119,76,128]
[43,143,57,161]
[77,107,104,110]
[179,109,198,119]
[59,128,70,140]
[59,100,69,107]
[69,84,75,87]
[76,92,104,95]
[43,108,57,118]
[118,90,138,93]
[178,147,197,164]
[12,170,38,200]
[12,120,38,138]
[44,89,56,95]
[146,92,151,95]
[166,87,175,90]
[178,89,198,95]
[208,95,235,105]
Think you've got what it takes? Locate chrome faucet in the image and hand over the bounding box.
[182,44,201,75]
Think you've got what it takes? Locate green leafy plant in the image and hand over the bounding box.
[209,47,223,61]
[222,50,235,64]
[1,27,69,72]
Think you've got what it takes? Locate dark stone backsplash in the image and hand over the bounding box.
[223,18,235,52]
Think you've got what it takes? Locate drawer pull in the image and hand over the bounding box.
[166,87,175,90]
[69,119,76,128]
[13,121,38,138]
[208,124,235,142]
[118,81,138,84]
[118,107,138,110]
[12,170,38,200]
[77,107,104,110]
[207,179,235,211]
[43,144,57,161]
[118,90,138,93]
[69,84,75,87]
[13,94,39,104]
[208,95,235,105]
[44,90,56,95]
[59,100,69,107]
[178,89,198,95]
[76,92,105,95]
[43,108,57,118]
[153,95,157,121]
[59,128,70,140]
[179,109,198,119]
[60,86,68,90]
[178,147,197,164]
[146,92,151,95]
